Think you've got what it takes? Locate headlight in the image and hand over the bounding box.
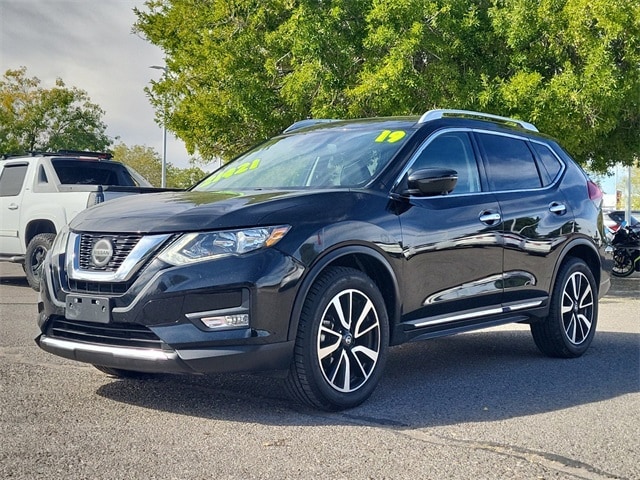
[158,225,290,265]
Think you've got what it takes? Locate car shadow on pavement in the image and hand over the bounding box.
[0,272,29,288]
[95,328,639,428]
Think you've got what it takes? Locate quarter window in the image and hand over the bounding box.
[410,132,481,194]
[38,165,49,184]
[531,143,563,186]
[477,133,542,191]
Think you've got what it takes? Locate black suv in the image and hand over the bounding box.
[37,110,610,410]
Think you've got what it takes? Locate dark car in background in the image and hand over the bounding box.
[36,110,610,410]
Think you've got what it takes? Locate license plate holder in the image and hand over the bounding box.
[65,294,111,323]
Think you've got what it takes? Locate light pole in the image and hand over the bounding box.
[150,65,168,188]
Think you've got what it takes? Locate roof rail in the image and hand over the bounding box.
[418,109,538,132]
[55,150,113,159]
[283,119,341,133]
[1,151,53,159]
[1,150,113,160]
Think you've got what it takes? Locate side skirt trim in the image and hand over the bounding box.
[408,298,545,329]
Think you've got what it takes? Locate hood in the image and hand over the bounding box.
[69,189,361,234]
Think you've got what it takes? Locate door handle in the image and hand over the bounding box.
[8,203,18,210]
[479,211,501,225]
[549,202,566,215]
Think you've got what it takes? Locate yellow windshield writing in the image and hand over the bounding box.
[374,130,406,144]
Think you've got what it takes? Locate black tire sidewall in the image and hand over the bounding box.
[25,233,56,291]
[612,250,635,277]
[536,258,598,357]
[295,267,389,410]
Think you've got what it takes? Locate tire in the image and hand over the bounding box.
[611,249,635,277]
[25,233,56,292]
[93,365,156,379]
[530,258,598,358]
[286,267,389,411]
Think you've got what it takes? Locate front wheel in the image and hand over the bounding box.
[530,258,598,358]
[25,233,56,291]
[611,249,635,277]
[286,267,389,411]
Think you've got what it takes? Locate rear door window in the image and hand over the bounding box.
[476,133,542,191]
[0,163,28,196]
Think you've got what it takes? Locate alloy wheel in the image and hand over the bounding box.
[316,288,381,393]
[561,271,594,345]
[30,245,47,280]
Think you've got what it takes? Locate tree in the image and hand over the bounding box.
[484,0,640,174]
[112,142,207,189]
[167,162,209,188]
[133,0,640,172]
[0,67,111,154]
[616,164,640,209]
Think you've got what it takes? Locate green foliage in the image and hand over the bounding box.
[617,165,640,209]
[135,1,290,161]
[134,0,640,172]
[112,143,162,186]
[168,161,209,189]
[112,142,207,189]
[0,67,111,155]
[485,0,640,173]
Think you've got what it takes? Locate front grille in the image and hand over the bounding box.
[79,233,143,271]
[49,318,164,349]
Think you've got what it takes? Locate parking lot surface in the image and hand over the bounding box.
[1,263,638,479]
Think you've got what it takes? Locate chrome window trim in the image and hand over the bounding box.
[475,131,567,192]
[391,128,566,197]
[67,232,172,282]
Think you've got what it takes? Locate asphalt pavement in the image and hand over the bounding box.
[0,263,638,479]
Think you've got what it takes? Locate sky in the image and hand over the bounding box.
[0,0,199,170]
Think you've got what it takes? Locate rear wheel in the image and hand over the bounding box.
[611,249,635,277]
[286,267,389,411]
[531,258,598,358]
[25,233,56,292]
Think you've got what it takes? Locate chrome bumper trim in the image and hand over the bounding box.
[38,335,177,362]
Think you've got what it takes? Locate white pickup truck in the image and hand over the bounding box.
[0,151,176,290]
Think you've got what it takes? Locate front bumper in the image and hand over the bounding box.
[35,334,295,375]
[37,246,304,375]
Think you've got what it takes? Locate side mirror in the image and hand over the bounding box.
[404,168,458,196]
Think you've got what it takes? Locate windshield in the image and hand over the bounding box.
[194,121,414,191]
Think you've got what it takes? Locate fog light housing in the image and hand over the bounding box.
[199,313,249,330]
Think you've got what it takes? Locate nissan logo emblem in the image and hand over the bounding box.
[91,238,114,268]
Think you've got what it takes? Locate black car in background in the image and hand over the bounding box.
[36,110,610,410]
